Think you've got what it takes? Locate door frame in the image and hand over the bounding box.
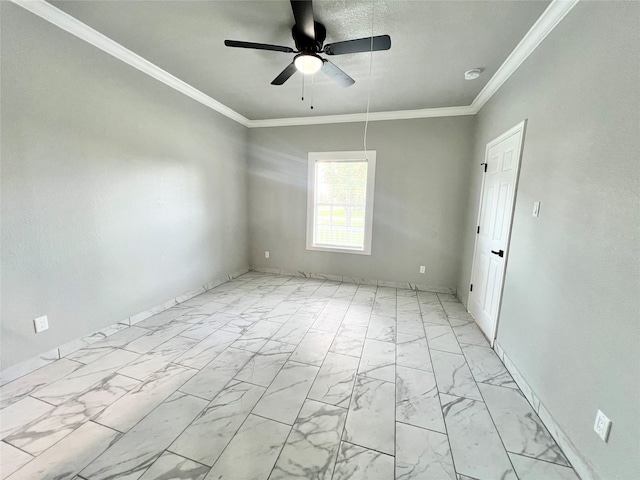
[468,119,527,346]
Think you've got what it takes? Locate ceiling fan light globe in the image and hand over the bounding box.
[294,54,323,75]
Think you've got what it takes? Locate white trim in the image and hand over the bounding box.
[486,119,528,152]
[250,267,456,294]
[470,0,580,113]
[306,151,376,256]
[247,106,475,128]
[11,0,579,127]
[495,340,599,480]
[10,0,250,127]
[468,120,527,346]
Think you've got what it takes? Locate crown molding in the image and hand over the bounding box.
[246,105,476,128]
[11,0,251,127]
[12,0,579,128]
[470,0,580,113]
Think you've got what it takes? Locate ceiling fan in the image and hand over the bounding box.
[224,0,391,87]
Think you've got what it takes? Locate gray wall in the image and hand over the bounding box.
[1,4,249,368]
[248,117,474,289]
[457,2,639,478]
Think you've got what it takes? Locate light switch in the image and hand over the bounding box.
[594,410,612,442]
[532,201,540,217]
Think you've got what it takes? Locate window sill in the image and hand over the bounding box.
[306,244,372,256]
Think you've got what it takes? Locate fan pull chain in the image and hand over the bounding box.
[301,73,305,101]
[310,74,314,109]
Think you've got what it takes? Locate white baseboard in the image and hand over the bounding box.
[494,340,598,480]
[0,267,249,386]
[250,267,456,294]
[0,348,61,388]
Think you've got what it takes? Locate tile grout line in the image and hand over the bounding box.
[250,411,296,428]
[264,278,350,480]
[326,283,367,480]
[452,299,576,474]
[161,449,213,469]
[177,275,317,475]
[460,348,574,470]
[395,419,448,435]
[466,364,521,477]
[422,292,460,477]
[168,378,273,467]
[125,393,213,480]
[90,418,126,434]
[24,340,171,415]
[496,343,579,473]
[131,276,284,473]
[393,288,398,477]
[25,394,58,407]
[1,439,35,459]
[92,367,201,442]
[5,374,137,461]
[6,372,142,448]
[337,438,396,459]
[438,293,522,479]
[301,396,349,411]
[0,358,85,410]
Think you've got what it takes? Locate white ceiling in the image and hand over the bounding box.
[50,0,551,121]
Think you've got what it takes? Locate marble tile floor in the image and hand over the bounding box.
[0,272,580,480]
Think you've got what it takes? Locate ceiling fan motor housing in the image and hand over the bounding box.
[293,22,326,53]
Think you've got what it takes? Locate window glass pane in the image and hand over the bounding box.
[332,206,346,226]
[316,205,331,225]
[316,161,368,205]
[315,225,332,244]
[352,206,365,227]
[314,160,368,250]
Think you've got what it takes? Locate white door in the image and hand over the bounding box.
[469,121,526,344]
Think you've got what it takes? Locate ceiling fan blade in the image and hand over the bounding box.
[324,35,391,55]
[271,62,298,85]
[224,40,295,53]
[290,0,315,40]
[321,60,355,87]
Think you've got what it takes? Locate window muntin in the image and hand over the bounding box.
[306,151,376,255]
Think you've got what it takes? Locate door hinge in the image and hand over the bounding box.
[481,162,487,172]
[477,226,480,234]
[470,284,473,292]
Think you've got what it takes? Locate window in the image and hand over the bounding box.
[306,151,376,255]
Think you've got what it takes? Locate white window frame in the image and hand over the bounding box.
[306,150,376,255]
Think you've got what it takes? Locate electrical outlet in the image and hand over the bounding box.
[419,265,426,274]
[265,251,270,259]
[34,315,49,333]
[594,410,612,442]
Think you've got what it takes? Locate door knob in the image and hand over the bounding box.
[491,249,504,257]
